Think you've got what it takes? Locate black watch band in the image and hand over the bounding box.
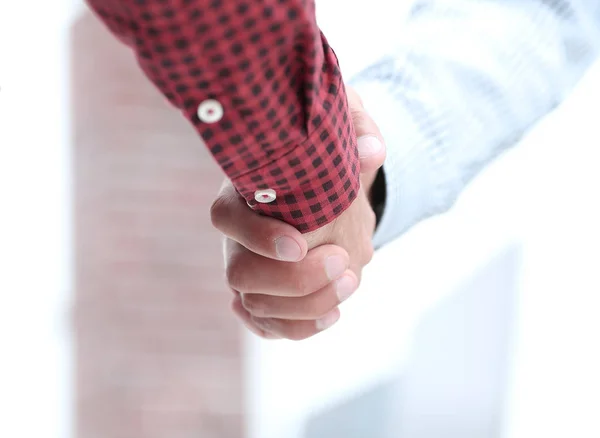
[370,167,387,229]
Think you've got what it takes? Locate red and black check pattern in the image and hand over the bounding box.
[87,0,360,232]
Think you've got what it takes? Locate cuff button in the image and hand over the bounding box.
[197,99,223,123]
[254,189,276,203]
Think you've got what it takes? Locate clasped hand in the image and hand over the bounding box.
[210,87,386,340]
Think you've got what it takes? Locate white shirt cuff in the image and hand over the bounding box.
[351,78,444,248]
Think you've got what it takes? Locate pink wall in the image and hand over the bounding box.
[72,12,244,438]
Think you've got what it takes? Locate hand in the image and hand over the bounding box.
[211,86,386,340]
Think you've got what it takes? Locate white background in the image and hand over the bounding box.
[0,1,81,437]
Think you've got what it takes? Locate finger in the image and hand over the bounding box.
[250,308,341,341]
[241,269,358,319]
[226,241,349,297]
[346,86,386,175]
[211,182,308,262]
[231,293,281,339]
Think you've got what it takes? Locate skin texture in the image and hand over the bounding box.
[210,86,386,340]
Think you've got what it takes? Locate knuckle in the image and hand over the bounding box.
[225,252,246,290]
[362,242,375,265]
[209,195,232,229]
[307,297,336,319]
[252,316,275,333]
[353,114,376,137]
[369,209,377,227]
[288,274,312,297]
[241,295,267,317]
[242,222,277,254]
[351,113,368,134]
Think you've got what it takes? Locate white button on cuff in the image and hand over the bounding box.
[197,99,223,123]
[254,189,276,203]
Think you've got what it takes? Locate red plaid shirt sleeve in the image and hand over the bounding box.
[86,0,360,232]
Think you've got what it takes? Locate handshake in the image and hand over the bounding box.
[210,88,386,340]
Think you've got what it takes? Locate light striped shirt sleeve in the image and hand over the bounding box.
[350,0,600,248]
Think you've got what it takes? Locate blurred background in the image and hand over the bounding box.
[1,1,599,438]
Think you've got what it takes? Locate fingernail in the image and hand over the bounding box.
[336,276,356,302]
[357,135,383,158]
[325,255,346,280]
[275,236,302,261]
[316,310,340,331]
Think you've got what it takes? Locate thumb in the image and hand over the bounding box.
[346,86,386,175]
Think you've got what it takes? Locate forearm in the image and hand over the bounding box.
[87,0,359,232]
[351,0,600,247]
